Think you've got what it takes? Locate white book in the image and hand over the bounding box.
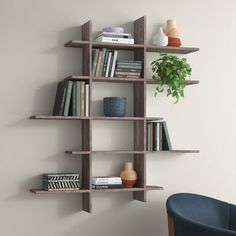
[95,36,134,44]
[85,84,89,116]
[105,52,112,77]
[93,177,121,181]
[110,50,118,77]
[97,32,132,38]
[92,180,122,185]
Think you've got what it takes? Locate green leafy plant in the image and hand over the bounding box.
[151,53,192,103]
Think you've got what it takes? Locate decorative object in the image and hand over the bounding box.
[165,20,181,47]
[151,54,192,103]
[102,27,124,33]
[103,96,126,117]
[153,27,168,46]
[120,162,137,188]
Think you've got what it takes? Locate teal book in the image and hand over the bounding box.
[63,81,73,116]
[75,81,81,116]
[101,51,109,77]
[99,48,107,77]
[92,49,99,76]
[162,121,172,150]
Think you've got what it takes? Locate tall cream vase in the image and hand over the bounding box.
[120,162,137,188]
[165,20,177,34]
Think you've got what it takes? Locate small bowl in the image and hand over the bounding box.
[102,27,124,33]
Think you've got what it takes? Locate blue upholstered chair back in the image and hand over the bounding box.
[167,193,230,229]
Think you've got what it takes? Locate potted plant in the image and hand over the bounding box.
[151,53,192,103]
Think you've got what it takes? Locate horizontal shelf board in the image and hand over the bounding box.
[92,42,145,50]
[146,45,199,54]
[92,77,144,83]
[30,189,90,194]
[66,150,145,155]
[30,115,90,120]
[92,116,145,121]
[30,186,163,194]
[64,40,90,48]
[146,79,199,85]
[65,75,90,81]
[147,150,200,153]
[92,185,163,192]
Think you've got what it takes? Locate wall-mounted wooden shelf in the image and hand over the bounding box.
[64,41,199,55]
[30,185,163,194]
[30,16,199,213]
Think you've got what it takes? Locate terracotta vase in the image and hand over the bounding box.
[153,26,168,46]
[165,20,181,47]
[120,162,137,188]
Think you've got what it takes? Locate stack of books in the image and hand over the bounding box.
[92,49,118,77]
[43,173,80,191]
[53,80,89,116]
[92,176,123,189]
[115,60,143,78]
[146,121,172,151]
[95,31,134,44]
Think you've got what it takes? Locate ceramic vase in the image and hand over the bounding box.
[165,20,181,47]
[153,26,168,46]
[120,162,137,188]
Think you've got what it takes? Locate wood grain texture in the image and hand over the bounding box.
[146,79,199,85]
[133,154,146,202]
[146,45,199,54]
[82,192,92,213]
[134,16,146,44]
[168,215,175,236]
[29,115,90,120]
[64,40,90,48]
[92,42,144,50]
[30,189,90,194]
[133,83,145,117]
[147,150,200,153]
[82,21,92,41]
[134,120,145,151]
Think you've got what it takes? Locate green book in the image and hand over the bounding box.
[75,81,81,116]
[162,121,172,150]
[92,49,99,76]
[99,48,107,77]
[63,81,73,116]
[101,51,109,77]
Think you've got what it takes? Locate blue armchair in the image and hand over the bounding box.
[166,193,236,236]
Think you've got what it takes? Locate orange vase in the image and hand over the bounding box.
[120,162,137,188]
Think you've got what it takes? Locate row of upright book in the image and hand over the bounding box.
[43,173,80,191]
[92,48,143,78]
[146,121,172,151]
[53,80,89,116]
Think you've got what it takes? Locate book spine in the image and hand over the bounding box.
[72,82,76,116]
[53,82,65,116]
[92,49,99,76]
[101,51,109,77]
[115,71,141,76]
[159,122,163,151]
[162,121,172,150]
[115,68,142,72]
[99,48,107,77]
[92,184,123,189]
[153,123,157,151]
[85,84,89,116]
[92,180,122,185]
[96,37,134,44]
[80,81,85,116]
[97,32,132,37]
[92,177,121,181]
[95,50,103,77]
[110,50,118,77]
[63,81,73,116]
[75,82,80,116]
[105,51,112,77]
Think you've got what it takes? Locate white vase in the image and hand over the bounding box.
[153,27,168,46]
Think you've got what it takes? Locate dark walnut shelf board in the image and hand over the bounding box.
[64,40,199,54]
[146,79,199,85]
[30,116,163,121]
[147,150,200,153]
[30,185,163,194]
[146,45,199,54]
[65,150,199,155]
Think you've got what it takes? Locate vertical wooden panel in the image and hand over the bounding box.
[82,21,92,76]
[82,192,92,213]
[134,16,146,44]
[133,153,146,202]
[133,82,145,117]
[168,215,175,236]
[134,120,145,151]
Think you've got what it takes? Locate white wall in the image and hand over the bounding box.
[1,0,236,235]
